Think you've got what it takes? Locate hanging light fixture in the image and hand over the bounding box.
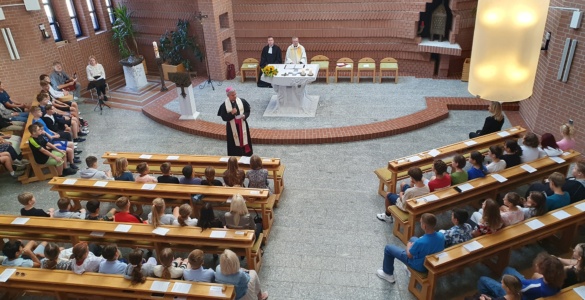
[468,0,550,102]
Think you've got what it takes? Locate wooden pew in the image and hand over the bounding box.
[0,266,235,300]
[102,152,286,204]
[375,126,526,196]
[537,282,585,299]
[389,150,580,244]
[416,200,585,300]
[48,177,275,241]
[0,215,263,273]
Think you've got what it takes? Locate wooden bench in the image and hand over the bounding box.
[102,152,286,204]
[0,215,263,273]
[48,177,275,241]
[420,200,585,300]
[390,150,581,244]
[0,266,235,300]
[375,126,526,197]
[537,282,585,299]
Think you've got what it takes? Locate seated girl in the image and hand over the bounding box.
[123,249,157,285]
[172,203,198,226]
[501,140,522,168]
[557,122,576,151]
[468,151,488,180]
[451,155,468,185]
[246,154,269,189]
[223,157,245,187]
[71,242,104,274]
[471,199,505,237]
[555,243,585,288]
[41,242,72,270]
[224,194,261,240]
[521,191,548,219]
[473,274,522,300]
[498,192,525,226]
[520,133,545,163]
[201,166,224,186]
[198,203,224,231]
[153,248,185,279]
[486,145,506,173]
[148,198,178,228]
[540,133,563,157]
[183,249,215,283]
[135,162,157,183]
[113,157,134,181]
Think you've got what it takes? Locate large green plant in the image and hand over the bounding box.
[111,5,139,58]
[159,19,202,71]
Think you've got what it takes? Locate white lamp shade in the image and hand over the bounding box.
[468,0,550,102]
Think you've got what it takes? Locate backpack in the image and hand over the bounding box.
[226,62,236,80]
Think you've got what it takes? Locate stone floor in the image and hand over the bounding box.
[1,76,570,300]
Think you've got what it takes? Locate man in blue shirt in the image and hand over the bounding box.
[377,213,445,283]
[0,82,29,120]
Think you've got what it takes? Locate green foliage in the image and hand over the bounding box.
[159,19,202,71]
[111,5,139,58]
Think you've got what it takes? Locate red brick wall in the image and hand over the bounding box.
[520,0,585,153]
[0,0,120,104]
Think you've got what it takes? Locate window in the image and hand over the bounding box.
[66,0,82,37]
[105,0,115,24]
[86,0,100,30]
[42,0,62,41]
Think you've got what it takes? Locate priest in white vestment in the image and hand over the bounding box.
[285,37,307,64]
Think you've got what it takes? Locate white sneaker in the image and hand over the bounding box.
[377,269,395,283]
[405,268,411,278]
[376,213,393,222]
[74,96,79,101]
[74,142,78,146]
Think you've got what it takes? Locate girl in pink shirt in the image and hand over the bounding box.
[557,122,576,151]
[135,162,157,183]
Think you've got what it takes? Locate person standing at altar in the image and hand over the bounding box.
[285,37,307,64]
[217,87,253,156]
[258,36,283,88]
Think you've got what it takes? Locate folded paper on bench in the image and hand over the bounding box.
[407,155,422,162]
[549,156,565,164]
[93,181,108,187]
[210,231,227,238]
[525,219,545,230]
[152,227,170,236]
[497,131,511,137]
[166,155,180,160]
[490,174,508,183]
[463,240,483,252]
[219,157,229,162]
[520,164,537,173]
[464,140,478,146]
[11,217,29,225]
[428,149,441,157]
[552,210,571,220]
[0,268,16,282]
[142,184,156,190]
[114,224,132,232]
[210,286,225,295]
[150,281,170,292]
[63,179,77,185]
[576,202,585,212]
[573,286,585,299]
[139,154,152,159]
[239,156,251,164]
[171,282,191,293]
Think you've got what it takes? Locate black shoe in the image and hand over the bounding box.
[62,168,77,176]
[74,150,83,154]
[74,156,80,160]
[69,164,79,170]
[74,138,86,143]
[73,158,82,164]
[78,132,88,137]
[103,96,108,102]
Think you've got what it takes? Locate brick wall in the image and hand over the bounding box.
[0,0,120,104]
[520,0,585,153]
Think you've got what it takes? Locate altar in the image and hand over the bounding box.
[261,64,320,117]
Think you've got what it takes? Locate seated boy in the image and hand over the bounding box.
[377,213,445,283]
[99,244,128,274]
[30,107,79,167]
[80,156,113,180]
[113,196,143,223]
[18,192,54,217]
[27,123,76,176]
[439,209,472,248]
[179,165,202,185]
[157,162,180,184]
[546,172,571,211]
[86,199,115,221]
[2,240,45,268]
[53,197,86,219]
[377,167,430,222]
[428,160,451,192]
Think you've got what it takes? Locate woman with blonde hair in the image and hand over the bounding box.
[113,157,134,181]
[557,122,576,151]
[470,101,505,138]
[86,55,108,101]
[148,198,178,228]
[223,156,245,187]
[215,249,268,300]
[223,194,261,240]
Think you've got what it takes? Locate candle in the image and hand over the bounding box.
[153,41,160,58]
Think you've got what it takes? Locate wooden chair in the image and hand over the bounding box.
[357,57,376,83]
[310,55,330,83]
[379,57,399,83]
[335,57,354,83]
[240,58,260,83]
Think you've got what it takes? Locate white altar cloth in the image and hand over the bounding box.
[261,64,320,117]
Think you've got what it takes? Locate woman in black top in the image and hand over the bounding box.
[469,101,505,138]
[501,140,522,168]
[557,243,585,288]
[197,203,223,231]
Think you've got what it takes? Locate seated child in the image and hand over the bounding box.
[428,160,451,192]
[486,145,506,173]
[246,154,269,189]
[148,198,178,227]
[201,166,223,186]
[153,248,186,279]
[179,165,202,185]
[450,155,468,185]
[521,191,548,219]
[53,197,86,219]
[27,123,75,176]
[440,209,472,248]
[113,196,143,223]
[85,199,115,221]
[467,151,488,180]
[113,157,134,181]
[99,244,128,274]
[540,133,563,157]
[499,192,525,226]
[18,192,53,217]
[135,162,157,183]
[377,167,429,222]
[71,242,104,274]
[173,204,198,226]
[471,199,505,237]
[157,162,180,184]
[80,156,113,180]
[183,249,215,282]
[2,240,45,268]
[546,172,571,211]
[501,139,522,168]
[124,249,157,285]
[557,122,576,151]
[521,133,546,163]
[41,243,72,270]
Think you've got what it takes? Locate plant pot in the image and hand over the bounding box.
[162,63,186,81]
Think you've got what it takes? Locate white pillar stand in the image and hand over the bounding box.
[122,63,148,91]
[176,85,200,120]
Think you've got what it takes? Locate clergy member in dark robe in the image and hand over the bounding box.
[257,36,283,88]
[217,87,253,156]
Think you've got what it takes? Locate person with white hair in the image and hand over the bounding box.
[217,87,254,156]
[285,36,307,64]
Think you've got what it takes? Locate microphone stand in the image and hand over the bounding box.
[196,12,222,90]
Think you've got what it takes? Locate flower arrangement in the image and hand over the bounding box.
[262,65,278,77]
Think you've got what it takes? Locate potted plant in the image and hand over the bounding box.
[111,5,147,73]
[159,19,202,80]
